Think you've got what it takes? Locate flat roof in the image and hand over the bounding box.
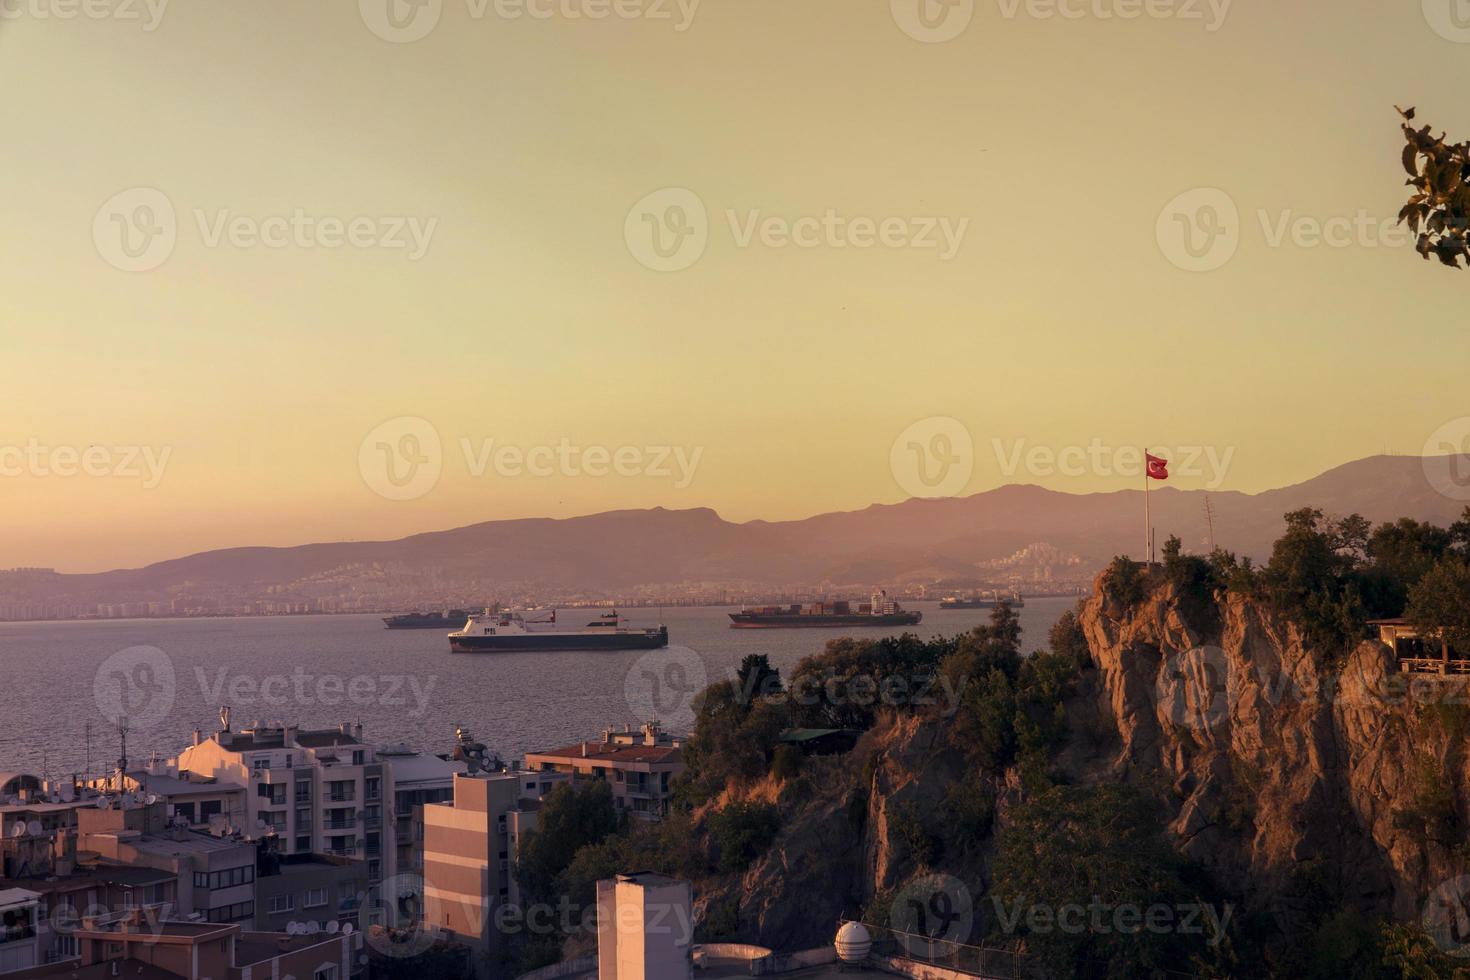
[528,742,682,766]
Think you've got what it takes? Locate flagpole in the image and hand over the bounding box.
[1144,446,1152,567]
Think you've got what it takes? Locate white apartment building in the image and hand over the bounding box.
[174,722,394,884]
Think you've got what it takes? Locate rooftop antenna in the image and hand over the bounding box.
[115,716,129,791]
[1203,495,1218,553]
[84,721,93,789]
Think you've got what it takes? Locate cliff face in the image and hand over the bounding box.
[1078,574,1468,930]
[700,572,1469,954]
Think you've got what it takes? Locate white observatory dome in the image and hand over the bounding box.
[835,921,872,963]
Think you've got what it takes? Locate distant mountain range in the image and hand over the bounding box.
[21,455,1470,599]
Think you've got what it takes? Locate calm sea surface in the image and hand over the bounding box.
[0,599,1075,779]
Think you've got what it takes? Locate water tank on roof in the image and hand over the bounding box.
[835,921,872,963]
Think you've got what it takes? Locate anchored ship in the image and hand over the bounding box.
[728,591,921,629]
[383,609,478,630]
[938,590,1026,610]
[448,609,669,653]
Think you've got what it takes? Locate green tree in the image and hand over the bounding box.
[1048,605,1090,669]
[1406,554,1470,659]
[990,784,1222,978]
[515,781,620,905]
[707,801,781,873]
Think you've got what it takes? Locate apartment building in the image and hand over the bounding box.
[174,722,392,883]
[523,722,685,821]
[253,853,367,934]
[420,770,568,971]
[376,744,461,879]
[32,909,360,980]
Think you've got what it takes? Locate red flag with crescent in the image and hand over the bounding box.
[1146,452,1169,481]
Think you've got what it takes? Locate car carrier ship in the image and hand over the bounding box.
[728,591,921,629]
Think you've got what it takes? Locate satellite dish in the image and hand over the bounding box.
[59,785,75,803]
[285,922,300,935]
[341,923,353,935]
[255,819,267,831]
[144,794,158,806]
[327,921,340,934]
[26,820,42,837]
[10,823,25,838]
[306,922,321,935]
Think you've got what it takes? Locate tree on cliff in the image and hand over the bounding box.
[990,783,1225,978]
[1406,554,1470,659]
[1395,106,1470,269]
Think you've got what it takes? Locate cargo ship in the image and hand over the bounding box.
[728,591,922,629]
[383,609,479,630]
[938,591,1025,610]
[448,610,668,653]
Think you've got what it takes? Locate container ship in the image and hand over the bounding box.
[383,609,478,630]
[448,610,668,653]
[938,590,1026,610]
[728,591,922,629]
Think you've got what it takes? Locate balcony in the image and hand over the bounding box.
[323,820,357,831]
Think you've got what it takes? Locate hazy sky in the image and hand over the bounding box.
[3,0,1469,572]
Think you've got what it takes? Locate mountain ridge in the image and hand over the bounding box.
[19,454,1470,598]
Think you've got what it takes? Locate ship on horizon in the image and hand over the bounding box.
[728,591,921,629]
[448,609,668,653]
[938,590,1026,610]
[382,608,480,630]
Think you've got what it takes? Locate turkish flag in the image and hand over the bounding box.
[1146,452,1169,481]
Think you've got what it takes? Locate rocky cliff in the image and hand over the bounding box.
[692,568,1470,964]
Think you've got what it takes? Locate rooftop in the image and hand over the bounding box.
[527,742,682,766]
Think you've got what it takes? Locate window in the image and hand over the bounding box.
[295,835,311,852]
[207,866,254,890]
[367,860,380,879]
[303,888,328,909]
[206,901,253,923]
[365,805,380,822]
[268,895,294,914]
[174,802,196,824]
[200,800,222,821]
[365,778,380,801]
[55,935,78,958]
[351,750,364,765]
[295,783,312,803]
[193,872,208,889]
[314,966,337,980]
[252,758,270,772]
